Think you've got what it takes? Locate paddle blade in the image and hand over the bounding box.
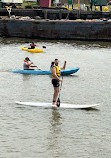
[56,98,60,107]
[43,46,46,48]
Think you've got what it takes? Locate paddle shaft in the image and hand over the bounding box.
[56,75,63,107]
[30,60,41,70]
[59,76,63,97]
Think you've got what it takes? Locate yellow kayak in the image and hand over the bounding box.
[21,46,43,53]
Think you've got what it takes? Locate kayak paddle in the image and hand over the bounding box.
[29,59,41,70]
[43,46,46,48]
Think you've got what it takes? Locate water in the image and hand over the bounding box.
[0,37,111,158]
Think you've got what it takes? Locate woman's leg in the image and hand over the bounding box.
[53,87,59,105]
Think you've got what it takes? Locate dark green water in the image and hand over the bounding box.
[0,37,111,158]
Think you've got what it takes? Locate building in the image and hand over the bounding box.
[0,0,23,8]
[40,0,51,8]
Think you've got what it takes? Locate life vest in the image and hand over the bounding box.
[30,43,36,46]
[52,65,61,77]
[24,60,30,67]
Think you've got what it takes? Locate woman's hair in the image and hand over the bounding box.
[25,57,30,61]
[51,62,55,65]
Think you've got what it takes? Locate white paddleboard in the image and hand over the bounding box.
[15,101,99,109]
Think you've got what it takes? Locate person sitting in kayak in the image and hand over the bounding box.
[23,57,37,70]
[50,61,55,70]
[30,42,37,49]
[51,59,66,106]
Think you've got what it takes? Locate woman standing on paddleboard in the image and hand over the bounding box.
[51,59,66,106]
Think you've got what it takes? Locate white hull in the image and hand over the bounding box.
[15,101,99,109]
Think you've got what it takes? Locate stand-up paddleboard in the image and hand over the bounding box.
[15,101,99,109]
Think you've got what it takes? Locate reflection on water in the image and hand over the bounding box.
[47,109,62,152]
[50,109,62,129]
[81,107,100,112]
[22,74,32,81]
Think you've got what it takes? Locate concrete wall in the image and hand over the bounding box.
[0,19,111,41]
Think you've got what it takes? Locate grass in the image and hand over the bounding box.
[22,1,38,8]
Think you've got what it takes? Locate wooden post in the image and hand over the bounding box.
[44,10,47,19]
[72,0,74,9]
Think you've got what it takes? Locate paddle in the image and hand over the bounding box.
[29,59,41,70]
[56,61,66,107]
[56,75,63,107]
[34,65,41,70]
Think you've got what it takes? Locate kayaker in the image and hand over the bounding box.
[51,59,66,106]
[50,61,55,70]
[30,42,37,49]
[23,57,37,70]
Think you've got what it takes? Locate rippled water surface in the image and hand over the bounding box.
[0,37,111,158]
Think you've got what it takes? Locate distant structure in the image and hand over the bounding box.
[0,0,23,8]
[91,0,107,11]
[40,0,51,8]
